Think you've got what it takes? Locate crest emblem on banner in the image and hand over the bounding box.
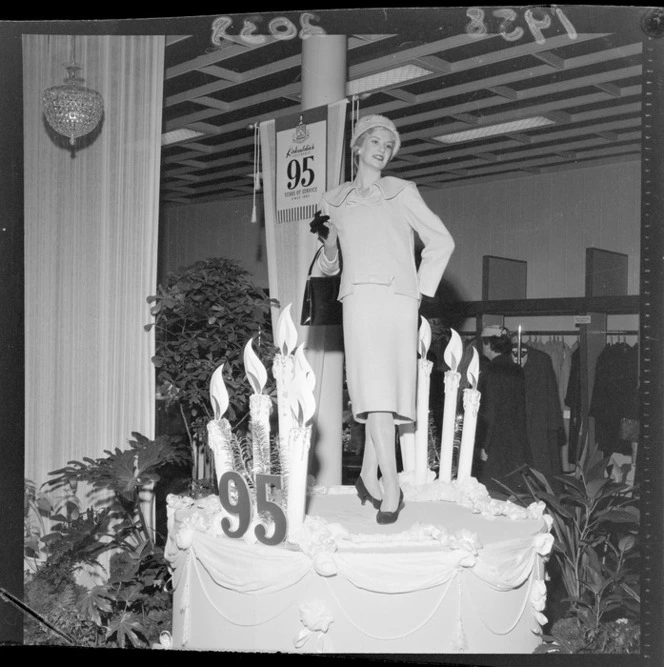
[293,116,309,143]
[275,105,328,225]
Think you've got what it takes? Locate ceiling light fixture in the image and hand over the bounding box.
[161,128,206,146]
[42,36,104,148]
[434,116,555,144]
[347,64,433,96]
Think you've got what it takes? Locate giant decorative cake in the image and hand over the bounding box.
[163,308,553,653]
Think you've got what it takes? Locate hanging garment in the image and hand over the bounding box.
[476,353,531,494]
[557,339,574,412]
[521,346,565,480]
[564,344,582,463]
[544,337,568,404]
[589,343,639,456]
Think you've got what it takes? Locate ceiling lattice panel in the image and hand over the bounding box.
[160,23,642,206]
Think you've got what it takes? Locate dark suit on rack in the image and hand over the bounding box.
[590,342,639,456]
[521,346,564,480]
[476,353,531,494]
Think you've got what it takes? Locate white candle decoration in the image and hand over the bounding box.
[457,347,481,482]
[286,363,316,541]
[207,363,235,485]
[294,343,316,394]
[398,423,416,476]
[415,317,433,485]
[244,338,272,476]
[439,328,462,483]
[273,304,298,481]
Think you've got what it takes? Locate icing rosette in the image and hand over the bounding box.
[534,532,555,557]
[526,500,547,520]
[297,516,342,556]
[294,600,335,651]
[312,552,338,577]
[296,518,340,576]
[299,599,334,633]
[151,631,173,650]
[175,523,195,550]
[453,528,483,556]
[530,579,549,629]
[167,493,194,512]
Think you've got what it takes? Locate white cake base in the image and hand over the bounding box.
[165,480,552,654]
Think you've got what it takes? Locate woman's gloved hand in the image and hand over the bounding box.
[309,210,331,240]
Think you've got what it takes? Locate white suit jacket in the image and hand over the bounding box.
[319,176,455,300]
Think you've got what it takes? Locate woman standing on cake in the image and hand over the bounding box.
[311,114,455,524]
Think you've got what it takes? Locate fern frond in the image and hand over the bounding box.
[269,435,282,476]
[250,421,271,475]
[231,433,255,491]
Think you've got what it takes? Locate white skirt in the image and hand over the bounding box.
[342,284,418,424]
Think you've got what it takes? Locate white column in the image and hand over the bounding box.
[300,35,347,487]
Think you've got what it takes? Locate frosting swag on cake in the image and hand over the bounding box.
[164,306,553,653]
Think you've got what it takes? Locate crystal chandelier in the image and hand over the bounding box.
[42,38,104,147]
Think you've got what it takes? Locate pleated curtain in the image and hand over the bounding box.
[23,34,164,502]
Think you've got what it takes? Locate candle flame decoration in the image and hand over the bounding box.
[275,303,298,356]
[294,344,316,393]
[289,366,316,426]
[418,317,432,358]
[243,338,268,394]
[467,347,480,390]
[210,363,229,419]
[443,328,463,372]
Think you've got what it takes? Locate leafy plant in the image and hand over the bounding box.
[22,433,187,648]
[24,478,81,572]
[145,257,278,466]
[536,616,640,654]
[500,442,640,654]
[49,432,190,504]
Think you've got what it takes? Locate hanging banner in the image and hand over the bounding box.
[261,99,347,487]
[275,105,328,224]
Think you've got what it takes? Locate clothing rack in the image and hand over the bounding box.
[458,329,639,337]
[442,296,641,469]
[522,329,639,337]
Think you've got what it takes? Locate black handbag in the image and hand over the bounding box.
[300,246,342,326]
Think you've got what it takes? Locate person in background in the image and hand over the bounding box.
[311,114,455,524]
[476,325,531,495]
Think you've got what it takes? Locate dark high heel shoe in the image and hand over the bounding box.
[355,476,382,510]
[376,489,405,525]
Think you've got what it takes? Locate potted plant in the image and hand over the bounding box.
[499,441,640,654]
[146,257,277,479]
[21,433,189,648]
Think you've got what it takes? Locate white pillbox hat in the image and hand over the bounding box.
[350,114,401,158]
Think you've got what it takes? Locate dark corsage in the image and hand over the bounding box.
[309,210,331,239]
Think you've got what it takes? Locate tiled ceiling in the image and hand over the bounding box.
[159,10,644,207]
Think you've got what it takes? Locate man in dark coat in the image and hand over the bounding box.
[476,325,531,496]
